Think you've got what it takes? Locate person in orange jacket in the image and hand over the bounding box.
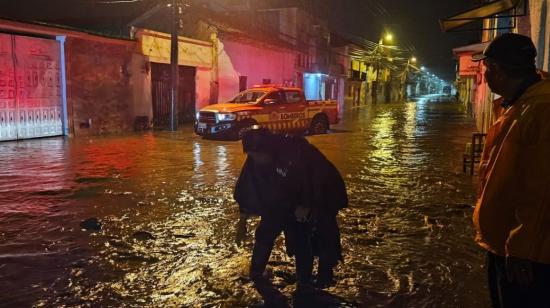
[472,33,550,307]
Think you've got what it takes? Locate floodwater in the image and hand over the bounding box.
[0,95,489,307]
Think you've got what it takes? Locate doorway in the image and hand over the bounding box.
[151,63,196,129]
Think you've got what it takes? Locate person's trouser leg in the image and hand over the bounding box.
[487,251,523,308]
[291,220,313,285]
[315,214,341,285]
[486,251,503,308]
[487,251,550,308]
[318,253,335,283]
[250,216,283,279]
[527,261,550,307]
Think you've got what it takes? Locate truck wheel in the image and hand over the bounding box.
[309,115,329,135]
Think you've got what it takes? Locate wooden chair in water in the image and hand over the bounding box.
[463,133,487,175]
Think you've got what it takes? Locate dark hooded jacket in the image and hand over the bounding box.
[287,137,347,264]
[300,140,348,215]
[234,134,311,217]
[234,135,347,262]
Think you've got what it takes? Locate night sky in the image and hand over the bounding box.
[314,0,482,81]
[0,0,482,81]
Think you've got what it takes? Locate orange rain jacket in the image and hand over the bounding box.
[474,78,550,264]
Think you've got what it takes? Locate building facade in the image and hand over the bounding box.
[0,2,360,141]
[445,0,550,133]
[0,19,147,141]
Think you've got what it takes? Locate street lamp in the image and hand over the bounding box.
[378,32,394,45]
[374,32,394,103]
[411,57,417,63]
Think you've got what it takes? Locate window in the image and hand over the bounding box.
[239,76,248,92]
[285,91,302,104]
[264,91,283,104]
[229,90,267,104]
[351,69,361,80]
[296,72,304,89]
[262,78,272,84]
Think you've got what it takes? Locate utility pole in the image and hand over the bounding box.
[373,43,382,104]
[169,0,179,131]
[374,33,393,103]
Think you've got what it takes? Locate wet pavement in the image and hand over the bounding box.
[0,95,489,307]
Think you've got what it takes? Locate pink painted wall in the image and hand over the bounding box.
[458,54,481,77]
[216,38,296,102]
[473,63,490,133]
[195,67,212,110]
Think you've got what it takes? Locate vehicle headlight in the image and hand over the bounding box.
[216,113,237,122]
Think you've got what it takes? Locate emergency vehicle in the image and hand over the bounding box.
[194,85,340,139]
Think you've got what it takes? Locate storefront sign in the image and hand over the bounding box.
[140,31,213,68]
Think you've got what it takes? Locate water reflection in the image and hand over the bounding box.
[216,145,229,177]
[0,96,487,307]
[193,142,203,176]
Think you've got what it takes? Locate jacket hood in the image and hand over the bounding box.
[200,103,262,113]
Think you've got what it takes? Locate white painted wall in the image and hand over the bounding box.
[131,53,153,123]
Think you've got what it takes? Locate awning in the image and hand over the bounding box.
[452,42,489,57]
[452,43,489,77]
[440,0,520,32]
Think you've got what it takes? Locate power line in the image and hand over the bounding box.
[95,0,417,74]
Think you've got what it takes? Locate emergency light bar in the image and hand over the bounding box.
[251,84,285,88]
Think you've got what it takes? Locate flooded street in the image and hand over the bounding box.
[0,96,489,307]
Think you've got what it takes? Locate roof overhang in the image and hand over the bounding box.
[452,42,489,57]
[0,17,134,45]
[440,0,521,32]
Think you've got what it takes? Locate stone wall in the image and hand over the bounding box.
[65,37,141,136]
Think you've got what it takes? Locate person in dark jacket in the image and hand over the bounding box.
[234,126,347,289]
[234,127,314,289]
[281,136,348,288]
[308,144,347,287]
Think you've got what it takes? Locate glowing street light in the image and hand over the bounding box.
[375,31,395,94]
[411,57,417,63]
[378,32,394,45]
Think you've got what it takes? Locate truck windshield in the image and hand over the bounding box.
[229,90,267,104]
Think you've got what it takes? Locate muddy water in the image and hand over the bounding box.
[0,96,488,307]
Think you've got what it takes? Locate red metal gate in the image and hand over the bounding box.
[0,34,62,141]
[151,63,196,129]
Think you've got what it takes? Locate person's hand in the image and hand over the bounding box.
[235,217,248,247]
[294,206,311,223]
[506,256,534,285]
